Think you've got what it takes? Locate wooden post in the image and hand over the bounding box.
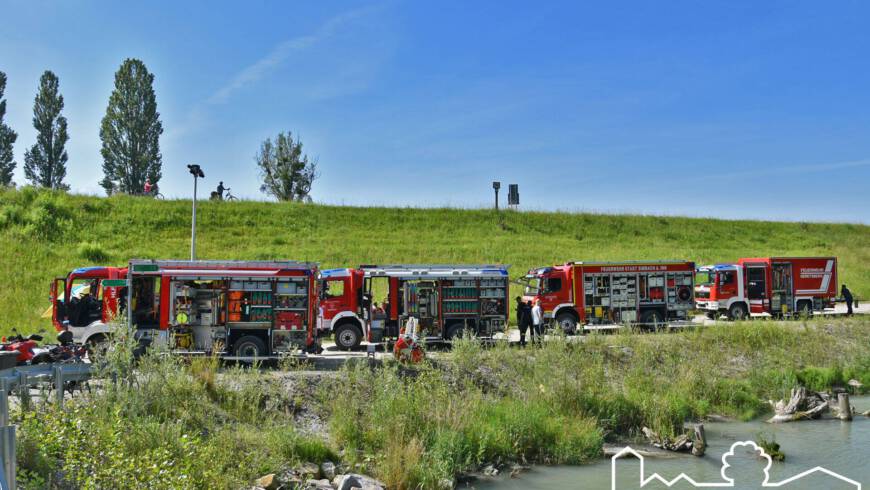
[837,393,853,421]
[692,424,707,457]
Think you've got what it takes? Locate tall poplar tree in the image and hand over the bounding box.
[23,70,69,189]
[100,58,163,195]
[0,71,17,186]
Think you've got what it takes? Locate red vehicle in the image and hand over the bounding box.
[695,257,837,320]
[318,265,510,350]
[49,266,128,346]
[0,331,44,365]
[126,259,321,357]
[522,261,696,333]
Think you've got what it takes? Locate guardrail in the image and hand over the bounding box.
[0,363,93,490]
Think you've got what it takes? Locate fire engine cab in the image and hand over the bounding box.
[50,266,128,346]
[695,257,837,320]
[522,261,696,333]
[127,259,321,357]
[319,264,510,350]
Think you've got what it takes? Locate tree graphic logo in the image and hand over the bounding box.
[610,440,862,489]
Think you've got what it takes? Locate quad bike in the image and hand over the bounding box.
[0,329,44,366]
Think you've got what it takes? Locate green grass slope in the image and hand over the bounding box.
[1,187,868,333]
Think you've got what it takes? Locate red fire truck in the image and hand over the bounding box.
[124,259,322,357]
[318,264,510,350]
[50,266,128,346]
[694,257,837,320]
[522,261,696,332]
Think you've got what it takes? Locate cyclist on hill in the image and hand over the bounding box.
[143,178,152,196]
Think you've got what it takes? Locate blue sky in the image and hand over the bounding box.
[2,1,870,222]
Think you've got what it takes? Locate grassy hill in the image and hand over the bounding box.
[1,187,869,334]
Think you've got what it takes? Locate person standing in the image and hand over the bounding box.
[841,284,854,316]
[515,296,531,347]
[531,299,543,345]
[143,178,152,195]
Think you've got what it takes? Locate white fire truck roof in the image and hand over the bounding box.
[360,264,509,279]
[128,259,318,271]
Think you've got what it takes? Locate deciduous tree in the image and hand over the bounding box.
[256,131,318,202]
[0,71,17,186]
[23,70,69,190]
[99,58,163,195]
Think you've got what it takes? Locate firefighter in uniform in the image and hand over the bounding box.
[841,284,854,316]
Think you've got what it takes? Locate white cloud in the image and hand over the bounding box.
[207,5,380,105]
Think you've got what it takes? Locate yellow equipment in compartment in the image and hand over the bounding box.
[173,328,193,349]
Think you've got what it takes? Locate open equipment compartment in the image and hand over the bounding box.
[128,259,320,358]
[524,260,696,332]
[364,264,509,344]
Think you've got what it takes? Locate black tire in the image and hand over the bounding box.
[31,353,53,365]
[556,312,578,335]
[446,324,466,340]
[154,192,164,200]
[226,195,238,202]
[728,303,748,321]
[641,310,665,328]
[85,334,108,359]
[797,300,812,319]
[233,335,266,357]
[334,323,362,350]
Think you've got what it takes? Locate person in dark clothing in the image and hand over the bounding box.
[841,284,854,316]
[515,296,531,347]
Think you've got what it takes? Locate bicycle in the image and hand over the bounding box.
[211,188,238,201]
[144,188,163,199]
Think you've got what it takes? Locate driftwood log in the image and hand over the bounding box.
[767,387,829,423]
[641,424,706,457]
[835,393,853,421]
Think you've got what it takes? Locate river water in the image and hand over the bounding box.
[482,396,869,489]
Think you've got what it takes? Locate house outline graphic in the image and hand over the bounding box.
[610,440,862,489]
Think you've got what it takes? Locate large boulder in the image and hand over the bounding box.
[321,461,337,480]
[254,474,281,490]
[297,462,321,478]
[304,479,334,490]
[334,473,386,490]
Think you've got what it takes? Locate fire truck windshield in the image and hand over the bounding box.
[696,270,714,286]
[523,276,542,295]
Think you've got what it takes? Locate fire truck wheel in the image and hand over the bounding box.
[641,310,664,328]
[233,336,266,358]
[797,300,812,319]
[446,324,465,340]
[334,323,362,350]
[556,313,578,335]
[728,304,748,321]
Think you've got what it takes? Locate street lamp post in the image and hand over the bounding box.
[492,181,501,211]
[187,164,205,260]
